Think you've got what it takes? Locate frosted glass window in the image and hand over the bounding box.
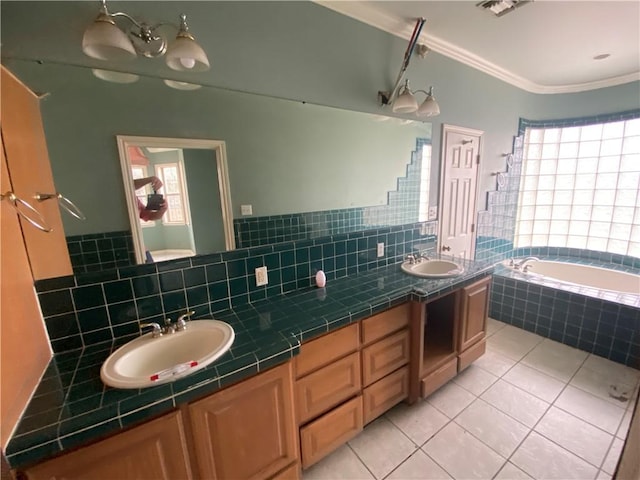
[515,116,640,257]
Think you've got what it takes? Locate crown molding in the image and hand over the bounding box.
[315,0,640,94]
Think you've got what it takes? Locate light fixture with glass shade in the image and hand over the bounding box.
[378,18,440,118]
[82,0,210,72]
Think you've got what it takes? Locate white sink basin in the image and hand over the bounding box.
[101,320,234,389]
[401,259,464,278]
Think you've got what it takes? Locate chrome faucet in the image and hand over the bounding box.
[175,310,195,331]
[140,322,163,338]
[513,256,540,270]
[140,310,195,338]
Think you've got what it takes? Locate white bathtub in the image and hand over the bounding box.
[506,259,640,295]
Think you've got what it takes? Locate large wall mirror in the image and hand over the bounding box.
[3,59,436,275]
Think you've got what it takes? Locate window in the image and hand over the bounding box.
[155,163,189,225]
[515,116,640,257]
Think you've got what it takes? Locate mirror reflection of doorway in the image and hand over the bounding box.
[117,136,235,264]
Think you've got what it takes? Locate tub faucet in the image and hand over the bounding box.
[514,256,540,270]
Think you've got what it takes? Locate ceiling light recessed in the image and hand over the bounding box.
[593,54,611,60]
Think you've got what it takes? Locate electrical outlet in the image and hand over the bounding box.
[255,266,268,286]
[428,206,438,220]
[241,204,253,215]
[377,242,385,258]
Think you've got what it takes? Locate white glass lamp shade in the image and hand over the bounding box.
[166,35,210,72]
[417,87,440,117]
[82,19,136,61]
[392,82,418,113]
[392,91,418,113]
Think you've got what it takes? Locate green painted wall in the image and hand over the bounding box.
[2,1,638,237]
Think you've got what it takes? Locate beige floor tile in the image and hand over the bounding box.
[494,462,534,479]
[521,338,588,382]
[302,444,374,480]
[601,438,624,475]
[423,422,505,479]
[511,432,598,480]
[503,363,566,403]
[452,364,498,396]
[348,417,416,479]
[571,365,637,408]
[385,400,449,446]
[426,381,476,418]
[535,406,613,467]
[474,348,517,377]
[487,325,544,361]
[555,385,626,434]
[486,318,507,337]
[481,379,550,428]
[386,450,452,480]
[455,398,530,458]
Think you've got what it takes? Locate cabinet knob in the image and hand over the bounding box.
[442,245,451,252]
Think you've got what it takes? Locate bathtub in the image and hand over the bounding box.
[505,259,640,295]
[491,257,640,367]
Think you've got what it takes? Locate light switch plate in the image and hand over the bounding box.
[377,242,385,258]
[428,206,438,220]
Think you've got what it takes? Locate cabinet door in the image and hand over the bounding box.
[24,411,192,480]
[1,66,72,280]
[458,276,490,352]
[189,362,298,480]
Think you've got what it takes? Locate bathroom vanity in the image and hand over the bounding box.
[17,275,491,479]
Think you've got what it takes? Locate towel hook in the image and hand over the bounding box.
[1,191,53,232]
[35,192,86,220]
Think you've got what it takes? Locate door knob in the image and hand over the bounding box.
[442,245,451,252]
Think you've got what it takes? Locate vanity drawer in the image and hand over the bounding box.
[458,337,486,372]
[363,366,409,424]
[296,352,361,424]
[361,329,410,387]
[300,395,363,469]
[294,323,359,378]
[421,357,457,398]
[361,303,410,346]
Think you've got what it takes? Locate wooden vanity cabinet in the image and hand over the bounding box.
[188,362,299,480]
[295,304,411,469]
[22,363,299,480]
[457,276,491,371]
[411,275,491,400]
[24,411,193,480]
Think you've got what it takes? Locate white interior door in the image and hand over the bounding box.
[438,125,483,260]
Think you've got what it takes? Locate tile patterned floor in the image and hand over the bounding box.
[302,319,639,480]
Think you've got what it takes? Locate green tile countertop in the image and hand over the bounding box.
[6,258,493,469]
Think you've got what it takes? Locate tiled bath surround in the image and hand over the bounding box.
[38,221,438,353]
[490,267,640,367]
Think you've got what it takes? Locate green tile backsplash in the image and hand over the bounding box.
[37,221,438,353]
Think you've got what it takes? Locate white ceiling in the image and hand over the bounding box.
[317,1,640,94]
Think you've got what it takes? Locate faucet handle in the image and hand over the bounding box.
[406,254,416,264]
[140,322,162,338]
[176,310,195,331]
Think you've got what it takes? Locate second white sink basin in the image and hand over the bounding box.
[401,259,464,278]
[101,320,234,389]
